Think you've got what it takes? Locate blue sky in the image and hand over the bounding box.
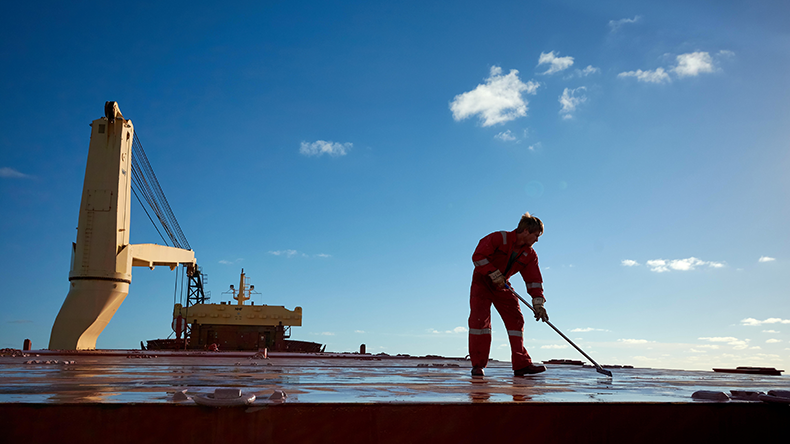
[1,0,788,371]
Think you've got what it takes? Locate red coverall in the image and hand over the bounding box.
[468,230,544,370]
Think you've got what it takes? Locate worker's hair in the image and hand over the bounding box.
[516,212,543,234]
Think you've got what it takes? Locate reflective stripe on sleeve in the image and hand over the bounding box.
[500,231,507,244]
[469,328,492,335]
[473,258,490,267]
[507,330,523,338]
[526,282,543,289]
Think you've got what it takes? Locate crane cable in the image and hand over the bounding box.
[130,132,191,251]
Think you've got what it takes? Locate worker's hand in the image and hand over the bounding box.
[488,270,506,288]
[532,297,549,322]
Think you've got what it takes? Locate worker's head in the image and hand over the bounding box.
[516,212,543,235]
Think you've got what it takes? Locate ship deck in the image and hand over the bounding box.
[1,350,787,404]
[1,350,787,443]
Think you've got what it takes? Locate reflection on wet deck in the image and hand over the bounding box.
[0,351,786,404]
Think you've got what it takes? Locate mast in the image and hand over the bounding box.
[233,269,251,305]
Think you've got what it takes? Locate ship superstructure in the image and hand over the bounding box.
[169,269,317,351]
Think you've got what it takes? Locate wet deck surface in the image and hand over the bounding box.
[1,350,787,404]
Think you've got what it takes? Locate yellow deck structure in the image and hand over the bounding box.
[174,269,302,328]
[171,269,306,351]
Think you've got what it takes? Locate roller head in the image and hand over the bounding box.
[596,367,613,377]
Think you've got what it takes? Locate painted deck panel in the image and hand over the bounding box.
[1,350,786,404]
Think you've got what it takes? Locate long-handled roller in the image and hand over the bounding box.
[507,284,613,377]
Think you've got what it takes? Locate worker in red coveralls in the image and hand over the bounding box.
[468,212,548,377]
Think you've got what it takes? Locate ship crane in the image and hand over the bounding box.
[49,102,197,350]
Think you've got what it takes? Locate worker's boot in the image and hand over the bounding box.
[471,367,485,377]
[514,363,546,376]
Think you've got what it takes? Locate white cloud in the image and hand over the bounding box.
[645,257,725,272]
[608,16,642,32]
[647,259,674,272]
[621,259,639,267]
[699,336,751,350]
[559,87,587,119]
[269,249,301,258]
[766,339,782,344]
[672,52,714,77]
[527,142,542,152]
[300,140,352,157]
[619,51,723,84]
[429,326,468,334]
[699,336,739,343]
[570,327,609,332]
[354,330,365,334]
[450,66,539,127]
[741,318,790,326]
[540,344,569,349]
[0,167,30,178]
[618,339,650,344]
[269,250,329,258]
[572,65,600,77]
[537,51,574,75]
[494,130,516,141]
[758,256,776,263]
[218,258,243,265]
[762,330,779,334]
[618,67,671,84]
